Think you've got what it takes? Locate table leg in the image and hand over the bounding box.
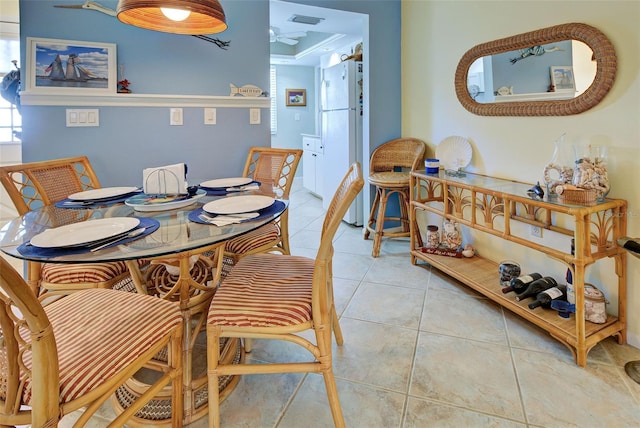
[113,243,243,426]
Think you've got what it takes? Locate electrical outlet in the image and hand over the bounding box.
[530,225,543,238]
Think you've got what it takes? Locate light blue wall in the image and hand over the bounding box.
[19,0,401,188]
[271,64,317,151]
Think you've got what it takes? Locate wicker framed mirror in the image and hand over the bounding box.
[455,23,617,116]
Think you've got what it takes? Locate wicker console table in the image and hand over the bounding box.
[409,170,628,367]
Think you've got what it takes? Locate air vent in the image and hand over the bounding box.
[288,14,324,25]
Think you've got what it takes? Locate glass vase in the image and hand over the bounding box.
[572,144,610,201]
[543,133,574,196]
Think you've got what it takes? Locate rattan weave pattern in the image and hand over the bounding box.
[455,23,617,116]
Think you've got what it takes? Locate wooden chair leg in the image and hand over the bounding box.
[372,188,389,257]
[322,368,346,428]
[364,187,381,240]
[399,190,410,233]
[331,306,344,345]
[207,328,222,428]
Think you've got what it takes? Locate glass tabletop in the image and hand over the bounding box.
[0,188,288,264]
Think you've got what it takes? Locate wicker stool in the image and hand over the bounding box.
[364,138,426,257]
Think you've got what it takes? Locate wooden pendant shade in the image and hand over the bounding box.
[116,0,227,35]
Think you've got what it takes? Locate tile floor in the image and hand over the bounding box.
[59,184,640,427]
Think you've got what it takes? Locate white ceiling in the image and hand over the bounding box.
[269,0,363,66]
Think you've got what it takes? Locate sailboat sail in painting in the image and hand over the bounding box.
[28,37,115,91]
[46,54,98,82]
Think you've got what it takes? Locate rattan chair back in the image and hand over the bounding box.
[0,257,184,427]
[369,137,426,173]
[0,156,137,300]
[0,156,100,215]
[223,147,303,270]
[242,146,302,198]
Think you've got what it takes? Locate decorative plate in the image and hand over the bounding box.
[203,195,275,215]
[68,186,140,201]
[435,136,473,171]
[30,217,140,248]
[200,177,253,189]
[124,190,206,212]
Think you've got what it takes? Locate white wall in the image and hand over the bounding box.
[402,1,640,347]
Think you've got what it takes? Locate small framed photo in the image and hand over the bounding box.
[550,66,576,92]
[286,89,306,106]
[25,37,117,95]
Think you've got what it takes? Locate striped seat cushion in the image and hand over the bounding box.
[208,253,314,328]
[18,288,181,405]
[224,222,280,254]
[41,259,148,284]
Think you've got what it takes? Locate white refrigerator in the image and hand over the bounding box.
[320,61,363,226]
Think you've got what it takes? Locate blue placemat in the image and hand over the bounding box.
[188,200,286,225]
[199,180,261,196]
[17,217,160,257]
[55,191,142,209]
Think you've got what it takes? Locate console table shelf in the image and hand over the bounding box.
[409,171,628,367]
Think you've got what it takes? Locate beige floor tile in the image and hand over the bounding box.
[280,374,405,428]
[503,311,574,361]
[332,317,417,392]
[363,253,432,289]
[331,251,375,281]
[512,348,640,426]
[421,288,508,345]
[343,281,425,329]
[411,332,525,421]
[404,397,527,427]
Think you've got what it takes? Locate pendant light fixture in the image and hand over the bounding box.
[116,0,227,35]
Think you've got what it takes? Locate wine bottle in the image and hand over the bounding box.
[501,273,542,294]
[514,276,557,301]
[566,238,575,304]
[528,283,567,309]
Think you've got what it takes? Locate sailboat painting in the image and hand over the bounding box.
[25,37,116,94]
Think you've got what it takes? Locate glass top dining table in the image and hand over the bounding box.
[0,186,288,264]
[0,184,288,425]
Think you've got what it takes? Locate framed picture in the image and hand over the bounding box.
[550,66,576,92]
[286,89,306,106]
[25,37,117,95]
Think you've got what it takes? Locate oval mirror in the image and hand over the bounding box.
[455,23,617,116]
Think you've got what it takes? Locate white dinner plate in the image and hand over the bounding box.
[68,186,140,201]
[30,217,140,248]
[125,190,206,212]
[203,195,275,214]
[435,136,473,171]
[200,177,253,189]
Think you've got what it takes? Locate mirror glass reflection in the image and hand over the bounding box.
[467,40,596,103]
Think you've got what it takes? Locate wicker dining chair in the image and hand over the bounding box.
[206,162,364,428]
[364,138,426,257]
[0,156,145,300]
[222,147,302,271]
[0,257,184,427]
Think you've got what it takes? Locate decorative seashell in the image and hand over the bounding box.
[462,248,475,258]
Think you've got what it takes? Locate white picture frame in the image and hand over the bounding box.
[25,37,117,95]
[550,66,576,92]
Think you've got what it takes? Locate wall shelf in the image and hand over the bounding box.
[495,92,576,102]
[19,92,271,108]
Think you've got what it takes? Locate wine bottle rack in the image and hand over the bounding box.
[409,170,628,367]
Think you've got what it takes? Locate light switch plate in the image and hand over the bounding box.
[204,108,216,125]
[249,108,261,125]
[170,108,183,125]
[66,109,99,127]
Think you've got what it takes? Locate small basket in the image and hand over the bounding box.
[558,187,597,205]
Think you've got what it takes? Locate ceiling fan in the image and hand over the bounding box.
[269,26,307,45]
